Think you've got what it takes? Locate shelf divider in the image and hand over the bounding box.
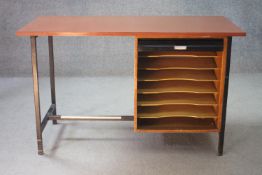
[139,57,217,70]
[138,81,218,94]
[138,93,217,106]
[138,105,217,119]
[138,69,218,82]
[137,117,217,131]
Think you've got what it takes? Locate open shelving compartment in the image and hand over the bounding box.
[135,38,225,132]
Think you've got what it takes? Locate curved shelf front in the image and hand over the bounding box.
[137,117,217,131]
[138,57,217,70]
[138,105,217,119]
[138,81,218,94]
[138,69,218,82]
[138,93,217,106]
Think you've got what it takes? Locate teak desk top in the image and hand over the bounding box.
[16,16,246,37]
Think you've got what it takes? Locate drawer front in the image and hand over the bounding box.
[138,39,223,52]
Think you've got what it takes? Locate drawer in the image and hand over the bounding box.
[138,39,223,52]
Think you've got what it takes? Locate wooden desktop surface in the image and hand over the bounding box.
[16,16,246,37]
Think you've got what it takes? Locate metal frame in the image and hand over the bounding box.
[30,36,232,155]
[48,36,57,125]
[30,36,43,155]
[30,36,134,155]
[49,115,134,121]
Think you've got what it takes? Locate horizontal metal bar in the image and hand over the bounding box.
[41,104,56,132]
[49,115,134,121]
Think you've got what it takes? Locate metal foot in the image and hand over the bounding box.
[218,131,224,156]
[37,139,44,155]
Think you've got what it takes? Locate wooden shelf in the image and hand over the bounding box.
[138,57,217,70]
[138,93,216,106]
[138,105,217,119]
[138,81,217,94]
[139,51,218,58]
[138,70,217,81]
[137,117,217,131]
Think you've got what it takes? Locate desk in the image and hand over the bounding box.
[16,16,245,155]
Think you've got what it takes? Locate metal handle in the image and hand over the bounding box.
[174,45,187,50]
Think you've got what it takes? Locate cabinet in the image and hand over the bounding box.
[135,38,228,133]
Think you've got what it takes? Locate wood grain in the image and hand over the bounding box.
[16,16,246,37]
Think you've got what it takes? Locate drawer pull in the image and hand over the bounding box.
[174,45,187,50]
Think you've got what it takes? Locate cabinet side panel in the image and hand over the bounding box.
[134,37,138,131]
[217,38,228,130]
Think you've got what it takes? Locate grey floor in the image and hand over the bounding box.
[0,74,262,175]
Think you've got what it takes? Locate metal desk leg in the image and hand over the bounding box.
[48,36,57,124]
[30,36,43,155]
[218,37,232,156]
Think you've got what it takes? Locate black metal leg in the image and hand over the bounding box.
[30,36,44,155]
[48,36,57,124]
[218,130,225,156]
[218,37,232,156]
